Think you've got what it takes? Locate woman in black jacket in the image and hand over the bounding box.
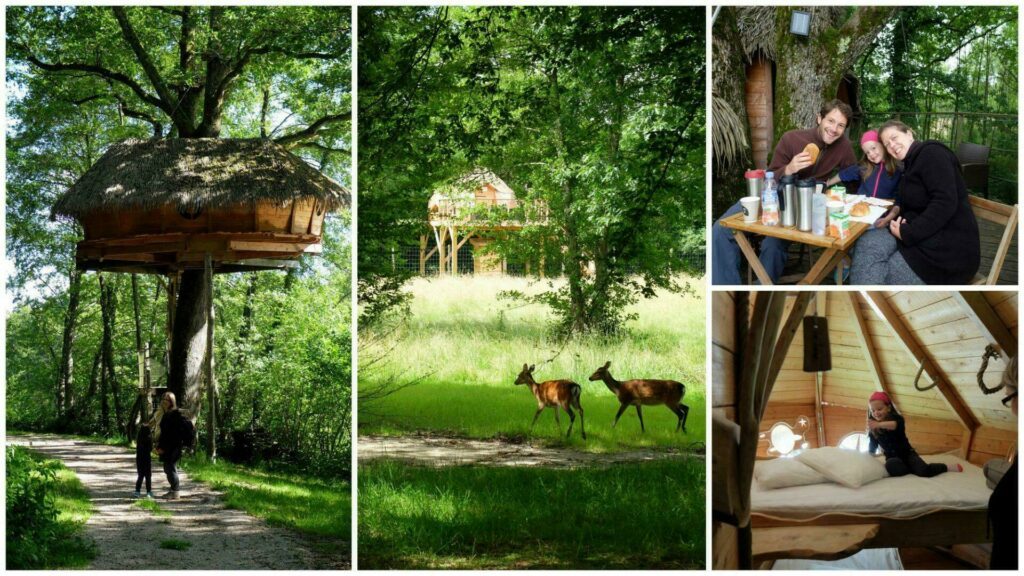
[990,356,1017,569]
[154,392,188,499]
[851,120,980,285]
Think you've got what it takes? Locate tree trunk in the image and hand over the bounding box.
[773,7,893,138]
[890,9,916,115]
[100,275,125,435]
[57,266,83,417]
[168,269,209,412]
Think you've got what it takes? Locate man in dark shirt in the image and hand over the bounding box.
[712,100,858,284]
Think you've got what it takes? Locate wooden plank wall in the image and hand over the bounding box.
[823,405,963,456]
[968,426,1018,467]
[712,291,737,421]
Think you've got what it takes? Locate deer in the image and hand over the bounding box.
[588,361,688,433]
[514,363,586,440]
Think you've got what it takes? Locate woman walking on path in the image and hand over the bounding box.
[154,392,189,499]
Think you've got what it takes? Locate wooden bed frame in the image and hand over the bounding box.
[751,509,990,563]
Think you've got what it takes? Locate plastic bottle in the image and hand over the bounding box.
[761,171,780,226]
[812,192,827,235]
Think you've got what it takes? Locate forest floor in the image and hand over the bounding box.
[359,433,704,467]
[7,434,349,570]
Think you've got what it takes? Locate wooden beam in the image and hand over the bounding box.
[862,292,979,431]
[760,292,815,421]
[952,292,1017,358]
[846,292,892,397]
[734,231,772,285]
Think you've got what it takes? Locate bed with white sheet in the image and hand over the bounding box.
[750,454,993,559]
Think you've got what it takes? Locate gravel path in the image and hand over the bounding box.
[359,434,704,468]
[8,434,348,570]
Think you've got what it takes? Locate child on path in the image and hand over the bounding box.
[134,423,154,498]
[867,391,962,478]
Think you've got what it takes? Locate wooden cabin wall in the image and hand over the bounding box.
[823,405,963,455]
[712,291,737,422]
[968,426,1017,466]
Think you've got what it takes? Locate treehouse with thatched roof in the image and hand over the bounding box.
[53,138,348,274]
[417,168,550,276]
[51,137,349,456]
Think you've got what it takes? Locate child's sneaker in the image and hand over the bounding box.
[146,492,155,499]
[133,490,142,498]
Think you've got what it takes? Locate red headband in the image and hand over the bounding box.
[870,391,891,404]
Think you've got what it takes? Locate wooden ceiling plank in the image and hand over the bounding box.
[846,292,893,398]
[862,292,979,431]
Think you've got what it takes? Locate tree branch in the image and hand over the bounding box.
[292,141,351,155]
[273,113,350,147]
[13,43,166,112]
[111,8,179,118]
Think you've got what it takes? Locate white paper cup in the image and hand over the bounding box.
[740,196,760,223]
[826,200,844,217]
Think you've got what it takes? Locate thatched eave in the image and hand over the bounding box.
[51,138,350,221]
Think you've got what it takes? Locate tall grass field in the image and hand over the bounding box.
[360,275,706,451]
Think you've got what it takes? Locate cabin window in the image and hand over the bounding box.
[838,432,871,453]
[760,417,810,457]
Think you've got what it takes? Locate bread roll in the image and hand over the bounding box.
[850,202,871,217]
[803,143,820,164]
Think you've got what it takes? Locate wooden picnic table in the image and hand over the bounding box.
[719,213,870,285]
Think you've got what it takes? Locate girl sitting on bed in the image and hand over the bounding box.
[867,391,963,477]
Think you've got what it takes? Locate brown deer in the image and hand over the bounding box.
[514,364,586,440]
[589,361,688,433]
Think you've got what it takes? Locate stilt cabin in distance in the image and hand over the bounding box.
[419,168,549,276]
[712,291,1018,570]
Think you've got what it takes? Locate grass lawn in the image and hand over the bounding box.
[180,456,351,544]
[360,275,706,451]
[6,447,96,568]
[358,459,705,569]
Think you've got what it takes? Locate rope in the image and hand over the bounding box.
[912,360,938,392]
[977,344,1004,395]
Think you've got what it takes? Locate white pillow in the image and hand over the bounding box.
[796,446,888,488]
[755,457,830,490]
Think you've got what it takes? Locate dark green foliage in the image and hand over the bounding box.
[856,7,1017,203]
[6,447,96,569]
[359,460,705,569]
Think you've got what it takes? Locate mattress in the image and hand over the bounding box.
[752,454,993,521]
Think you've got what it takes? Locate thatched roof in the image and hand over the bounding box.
[52,138,349,220]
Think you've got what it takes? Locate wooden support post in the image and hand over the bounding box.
[847,292,894,398]
[419,234,427,276]
[450,226,459,277]
[204,254,217,461]
[437,227,448,276]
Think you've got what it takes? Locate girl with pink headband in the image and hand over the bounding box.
[827,129,902,203]
[867,390,963,477]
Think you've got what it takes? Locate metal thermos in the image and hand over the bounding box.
[744,169,765,199]
[780,175,797,227]
[797,178,815,231]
